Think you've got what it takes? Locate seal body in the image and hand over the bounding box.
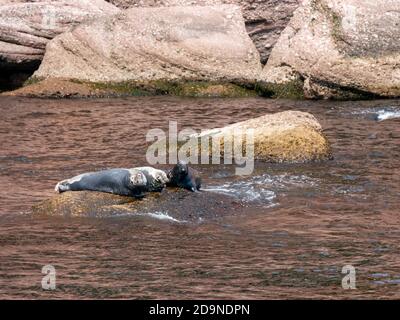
[55,168,148,198]
[135,167,169,192]
[167,161,201,192]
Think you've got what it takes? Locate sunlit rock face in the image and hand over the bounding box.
[260,0,400,99]
[192,110,332,163]
[33,5,262,84]
[106,0,302,65]
[0,0,119,69]
[0,0,119,88]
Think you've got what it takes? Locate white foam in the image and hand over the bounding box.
[203,180,276,206]
[376,110,400,121]
[351,107,400,121]
[140,211,185,223]
[108,211,185,223]
[204,173,318,206]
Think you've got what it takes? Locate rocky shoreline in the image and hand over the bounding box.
[2,78,257,98]
[1,0,399,99]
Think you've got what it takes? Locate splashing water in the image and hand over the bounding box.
[376,110,400,121]
[109,211,186,223]
[351,106,400,121]
[141,211,186,223]
[204,173,319,206]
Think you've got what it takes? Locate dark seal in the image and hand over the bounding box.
[167,161,201,192]
[55,168,148,198]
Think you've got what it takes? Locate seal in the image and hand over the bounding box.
[55,168,148,198]
[134,167,169,192]
[167,161,201,192]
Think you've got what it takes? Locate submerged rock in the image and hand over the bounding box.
[33,5,262,86]
[0,0,119,73]
[259,0,400,99]
[32,189,242,220]
[105,0,302,65]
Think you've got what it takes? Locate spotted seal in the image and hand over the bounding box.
[55,168,148,198]
[134,167,169,192]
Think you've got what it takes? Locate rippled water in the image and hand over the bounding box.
[0,96,399,299]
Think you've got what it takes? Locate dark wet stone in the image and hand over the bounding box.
[32,188,244,222]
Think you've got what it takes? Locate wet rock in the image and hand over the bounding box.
[105,0,302,65]
[260,0,400,99]
[0,0,119,74]
[2,79,257,98]
[32,189,242,220]
[32,191,135,217]
[166,111,332,163]
[1,78,111,98]
[33,5,262,84]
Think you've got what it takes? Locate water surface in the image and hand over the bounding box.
[0,96,399,299]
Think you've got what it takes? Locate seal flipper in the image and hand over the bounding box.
[195,176,202,191]
[55,181,70,193]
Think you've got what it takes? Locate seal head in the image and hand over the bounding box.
[134,167,169,192]
[167,161,201,192]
